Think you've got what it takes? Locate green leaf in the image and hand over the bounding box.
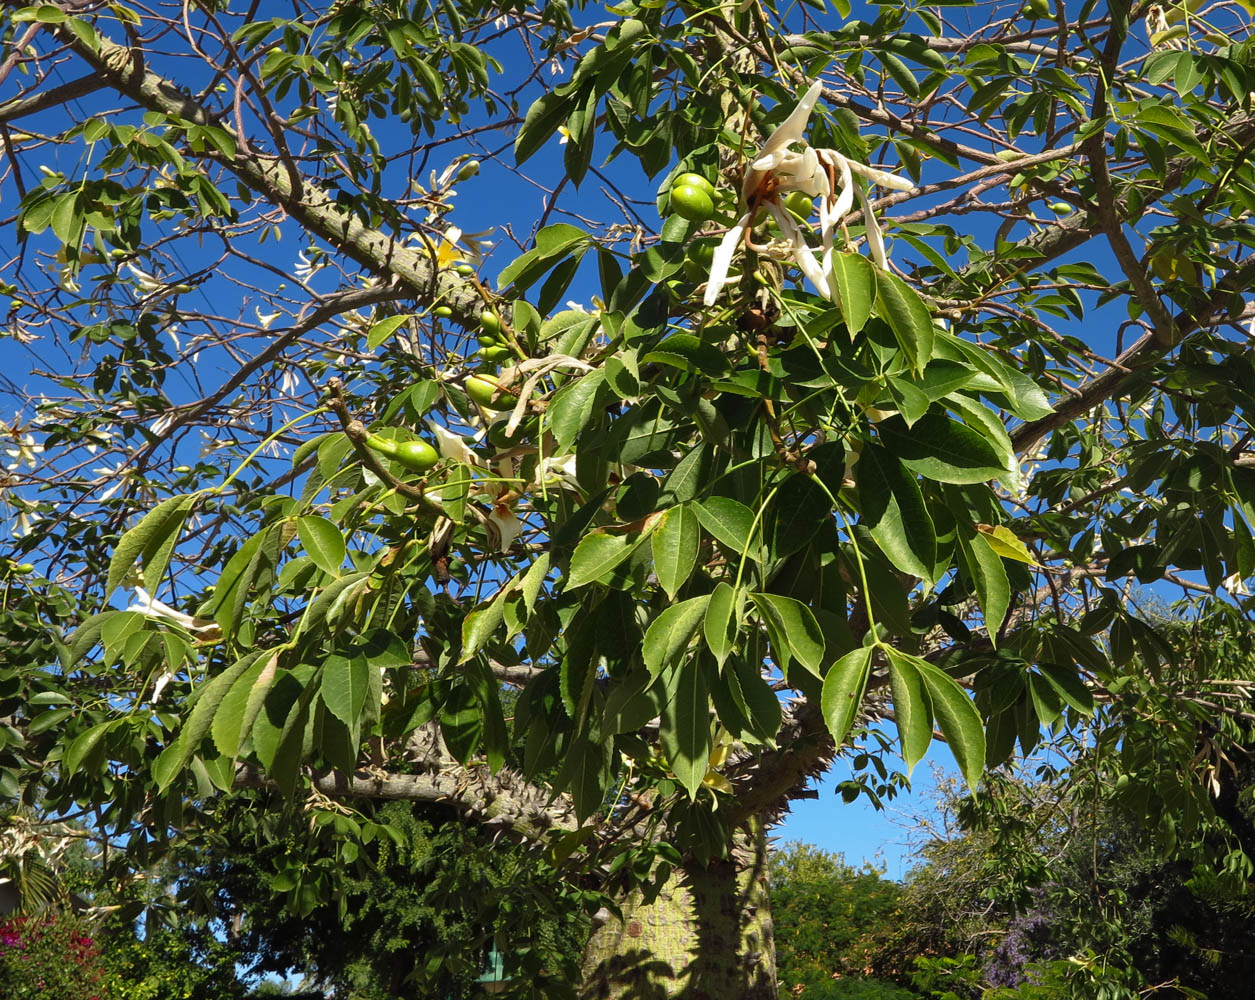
[820,647,873,747]
[514,89,574,165]
[749,593,825,676]
[652,505,700,600]
[366,314,410,350]
[157,652,267,790]
[886,647,932,774]
[857,444,936,582]
[874,269,934,374]
[547,370,606,451]
[643,596,710,677]
[917,658,986,791]
[106,494,196,601]
[642,334,730,376]
[830,251,876,335]
[297,515,346,576]
[962,530,1011,641]
[693,496,759,557]
[660,658,711,799]
[976,524,1037,564]
[878,413,1009,485]
[211,655,272,758]
[461,596,506,661]
[703,582,738,667]
[64,721,114,776]
[566,530,648,590]
[321,652,370,726]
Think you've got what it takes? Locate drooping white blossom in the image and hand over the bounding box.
[704,80,914,308]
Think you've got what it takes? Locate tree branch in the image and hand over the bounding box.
[233,763,577,842]
[31,15,488,325]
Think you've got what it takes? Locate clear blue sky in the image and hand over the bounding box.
[773,732,957,880]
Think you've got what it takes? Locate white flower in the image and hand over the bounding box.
[125,587,218,633]
[126,263,164,293]
[4,431,43,470]
[294,249,324,281]
[549,58,563,76]
[557,125,570,146]
[487,503,522,553]
[704,80,914,308]
[256,308,281,330]
[428,421,479,466]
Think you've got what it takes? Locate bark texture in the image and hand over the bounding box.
[579,824,776,1000]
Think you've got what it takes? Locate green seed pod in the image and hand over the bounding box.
[433,305,453,318]
[669,185,716,222]
[364,434,440,473]
[465,373,515,410]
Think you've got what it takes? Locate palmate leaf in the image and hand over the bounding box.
[857,444,937,582]
[820,647,873,747]
[106,493,197,601]
[155,650,269,791]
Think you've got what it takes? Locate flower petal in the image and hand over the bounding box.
[703,212,752,307]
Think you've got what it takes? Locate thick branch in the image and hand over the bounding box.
[33,16,486,325]
[234,763,576,842]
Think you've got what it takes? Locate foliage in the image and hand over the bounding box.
[854,603,1255,998]
[0,910,113,1000]
[769,841,907,998]
[8,0,1255,993]
[173,796,589,999]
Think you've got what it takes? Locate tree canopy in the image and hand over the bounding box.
[5,0,1255,995]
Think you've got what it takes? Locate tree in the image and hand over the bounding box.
[768,842,911,999]
[855,601,1255,999]
[5,0,1255,996]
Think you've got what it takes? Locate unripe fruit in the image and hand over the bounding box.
[456,159,480,181]
[11,564,34,575]
[479,310,502,336]
[673,172,716,197]
[669,185,715,222]
[455,263,475,276]
[783,190,813,219]
[464,373,515,410]
[1048,202,1073,215]
[1025,0,1051,16]
[488,417,534,449]
[433,305,453,318]
[364,434,439,472]
[477,332,501,347]
[478,345,512,363]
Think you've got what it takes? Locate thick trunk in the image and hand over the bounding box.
[579,824,776,1000]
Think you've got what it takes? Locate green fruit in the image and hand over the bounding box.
[488,417,534,449]
[1048,202,1073,215]
[364,434,440,473]
[683,258,707,283]
[465,373,515,410]
[456,159,480,181]
[433,305,453,318]
[455,263,475,276]
[479,310,502,336]
[1025,0,1050,17]
[673,172,716,197]
[669,185,715,222]
[478,345,512,362]
[687,241,717,268]
[11,564,34,575]
[477,332,501,347]
[783,190,813,219]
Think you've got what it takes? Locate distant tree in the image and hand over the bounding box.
[858,603,1255,999]
[769,841,911,999]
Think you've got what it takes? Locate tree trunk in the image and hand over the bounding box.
[578,823,776,1000]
